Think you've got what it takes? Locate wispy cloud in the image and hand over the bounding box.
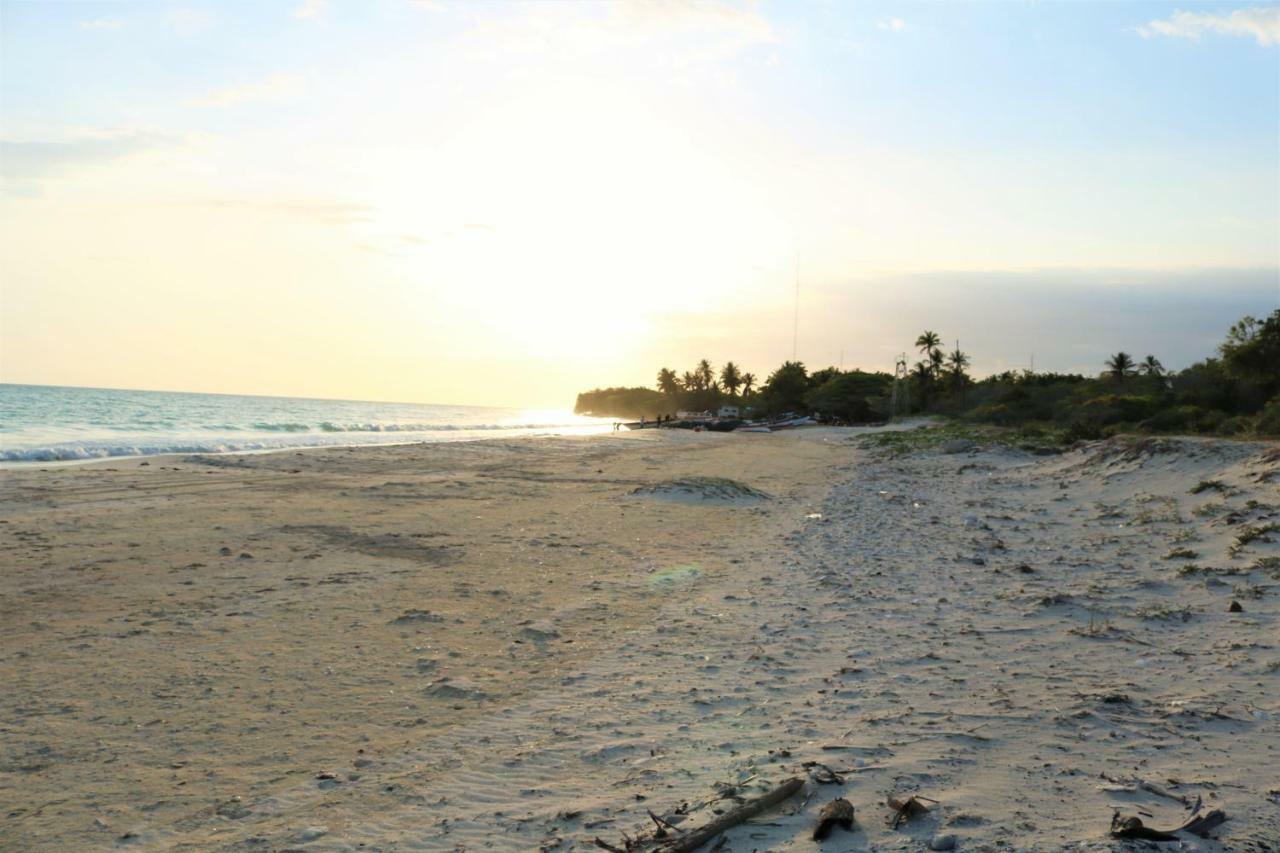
[1,131,176,194]
[167,7,216,35]
[294,0,327,20]
[407,0,446,10]
[460,1,775,73]
[1136,6,1279,46]
[619,0,775,44]
[877,17,906,32]
[78,18,123,31]
[189,72,306,108]
[195,198,373,225]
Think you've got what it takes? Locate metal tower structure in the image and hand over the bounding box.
[891,353,910,418]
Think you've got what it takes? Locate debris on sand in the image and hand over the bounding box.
[391,608,444,625]
[812,797,856,841]
[630,477,771,504]
[1110,803,1227,841]
[888,793,936,830]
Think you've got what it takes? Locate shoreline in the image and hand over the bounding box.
[3,427,1276,850]
[0,425,623,470]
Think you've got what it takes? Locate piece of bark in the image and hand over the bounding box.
[659,777,803,852]
[812,798,855,841]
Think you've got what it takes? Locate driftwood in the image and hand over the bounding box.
[812,798,855,841]
[1110,803,1227,841]
[658,777,803,852]
[1099,773,1192,806]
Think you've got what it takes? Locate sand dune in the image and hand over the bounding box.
[1,426,1276,850]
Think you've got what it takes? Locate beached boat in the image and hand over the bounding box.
[768,416,817,429]
[732,414,817,432]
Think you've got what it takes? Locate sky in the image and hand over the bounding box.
[1,0,1277,407]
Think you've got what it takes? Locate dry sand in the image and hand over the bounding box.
[1,426,1277,851]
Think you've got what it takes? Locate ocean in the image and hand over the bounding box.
[0,384,614,463]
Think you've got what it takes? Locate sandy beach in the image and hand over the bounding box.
[2,426,1278,851]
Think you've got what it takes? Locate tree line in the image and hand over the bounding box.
[574,309,1279,438]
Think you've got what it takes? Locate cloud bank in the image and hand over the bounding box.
[1137,6,1280,46]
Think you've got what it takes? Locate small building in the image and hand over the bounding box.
[716,405,740,418]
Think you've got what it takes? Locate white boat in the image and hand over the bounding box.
[735,425,771,433]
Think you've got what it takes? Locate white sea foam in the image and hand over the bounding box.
[0,384,614,463]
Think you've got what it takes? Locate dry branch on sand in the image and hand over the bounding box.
[594,777,803,852]
[656,778,803,852]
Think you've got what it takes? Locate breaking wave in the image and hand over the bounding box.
[0,384,615,464]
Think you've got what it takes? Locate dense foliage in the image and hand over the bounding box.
[950,309,1280,439]
[573,387,667,419]
[574,310,1279,438]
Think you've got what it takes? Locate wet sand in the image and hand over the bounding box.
[1,427,1277,850]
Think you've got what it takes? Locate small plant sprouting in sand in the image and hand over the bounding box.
[1254,556,1280,577]
[1164,547,1198,560]
[1177,563,1250,578]
[1093,502,1126,520]
[1171,528,1200,544]
[1230,523,1279,556]
[1189,479,1229,495]
[1232,583,1267,599]
[1080,612,1112,635]
[1134,495,1182,518]
[1192,503,1227,518]
[1132,604,1194,622]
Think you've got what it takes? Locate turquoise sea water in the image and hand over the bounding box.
[0,384,613,463]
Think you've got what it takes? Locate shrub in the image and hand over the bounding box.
[1256,395,1280,437]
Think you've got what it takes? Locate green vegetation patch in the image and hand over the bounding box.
[646,563,702,587]
[854,422,1000,455]
[1230,523,1280,556]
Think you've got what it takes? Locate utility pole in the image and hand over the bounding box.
[791,253,800,362]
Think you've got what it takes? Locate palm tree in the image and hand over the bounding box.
[696,359,716,391]
[656,367,680,396]
[1105,352,1135,381]
[1138,355,1164,377]
[916,331,944,380]
[719,361,742,397]
[740,372,756,397]
[929,347,945,378]
[946,348,971,393]
[681,370,698,391]
[915,331,941,356]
